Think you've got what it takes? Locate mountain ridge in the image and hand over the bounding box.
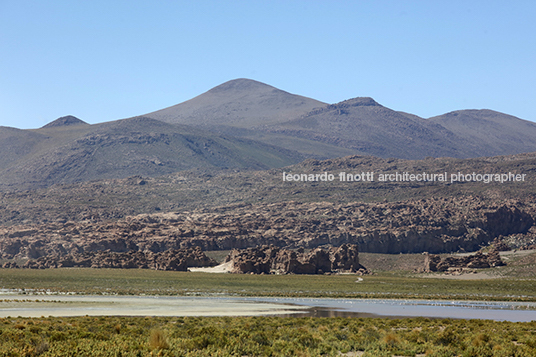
[2,78,536,189]
[144,78,536,160]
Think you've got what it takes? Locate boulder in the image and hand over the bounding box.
[330,244,360,271]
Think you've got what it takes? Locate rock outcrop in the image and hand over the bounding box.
[224,244,368,275]
[0,198,533,262]
[423,248,505,272]
[2,247,217,271]
[491,237,511,251]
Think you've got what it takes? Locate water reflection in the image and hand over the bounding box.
[276,308,381,318]
[1,294,536,322]
[251,297,536,322]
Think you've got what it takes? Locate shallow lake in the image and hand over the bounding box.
[1,293,536,322]
[257,297,536,322]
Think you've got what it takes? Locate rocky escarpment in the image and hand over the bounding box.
[424,248,505,272]
[2,247,217,271]
[224,244,368,275]
[0,197,533,261]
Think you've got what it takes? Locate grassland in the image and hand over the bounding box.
[2,315,536,356]
[4,265,535,357]
[1,268,536,302]
[2,254,536,356]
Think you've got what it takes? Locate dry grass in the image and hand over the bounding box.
[149,328,169,350]
[2,315,536,356]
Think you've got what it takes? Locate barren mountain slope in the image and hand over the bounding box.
[145,79,536,160]
[145,78,327,128]
[258,97,481,159]
[0,126,48,169]
[0,116,303,189]
[1,151,534,226]
[429,109,536,156]
[4,79,536,191]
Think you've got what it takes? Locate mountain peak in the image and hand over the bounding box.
[42,115,88,128]
[144,79,326,128]
[335,97,381,108]
[302,97,381,117]
[207,78,277,93]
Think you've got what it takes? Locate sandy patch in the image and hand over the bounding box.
[452,249,536,258]
[0,295,305,318]
[189,261,232,273]
[420,271,497,280]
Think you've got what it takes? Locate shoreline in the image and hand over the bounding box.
[2,294,536,322]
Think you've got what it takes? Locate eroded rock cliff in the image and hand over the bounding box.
[224,244,367,275]
[3,247,217,271]
[0,197,533,261]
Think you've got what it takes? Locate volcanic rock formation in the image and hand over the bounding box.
[4,247,217,271]
[423,248,505,272]
[224,244,368,275]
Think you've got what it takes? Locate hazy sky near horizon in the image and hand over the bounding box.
[1,0,535,129]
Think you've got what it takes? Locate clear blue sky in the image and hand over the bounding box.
[1,0,535,129]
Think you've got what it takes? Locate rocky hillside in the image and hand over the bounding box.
[5,247,217,271]
[0,116,303,189]
[0,149,534,259]
[429,109,536,156]
[42,115,89,128]
[259,101,536,159]
[1,151,534,227]
[1,197,534,261]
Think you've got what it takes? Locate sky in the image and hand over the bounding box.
[1,0,535,129]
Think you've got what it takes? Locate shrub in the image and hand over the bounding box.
[149,328,169,350]
[383,332,400,346]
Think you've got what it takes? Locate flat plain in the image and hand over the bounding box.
[2,265,536,356]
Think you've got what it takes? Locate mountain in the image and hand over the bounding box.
[429,109,536,156]
[3,79,536,189]
[0,116,303,189]
[253,98,536,160]
[146,79,536,160]
[253,97,480,159]
[145,78,327,128]
[0,126,48,169]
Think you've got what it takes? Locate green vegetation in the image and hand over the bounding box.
[2,268,536,301]
[2,266,536,356]
[2,315,536,356]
